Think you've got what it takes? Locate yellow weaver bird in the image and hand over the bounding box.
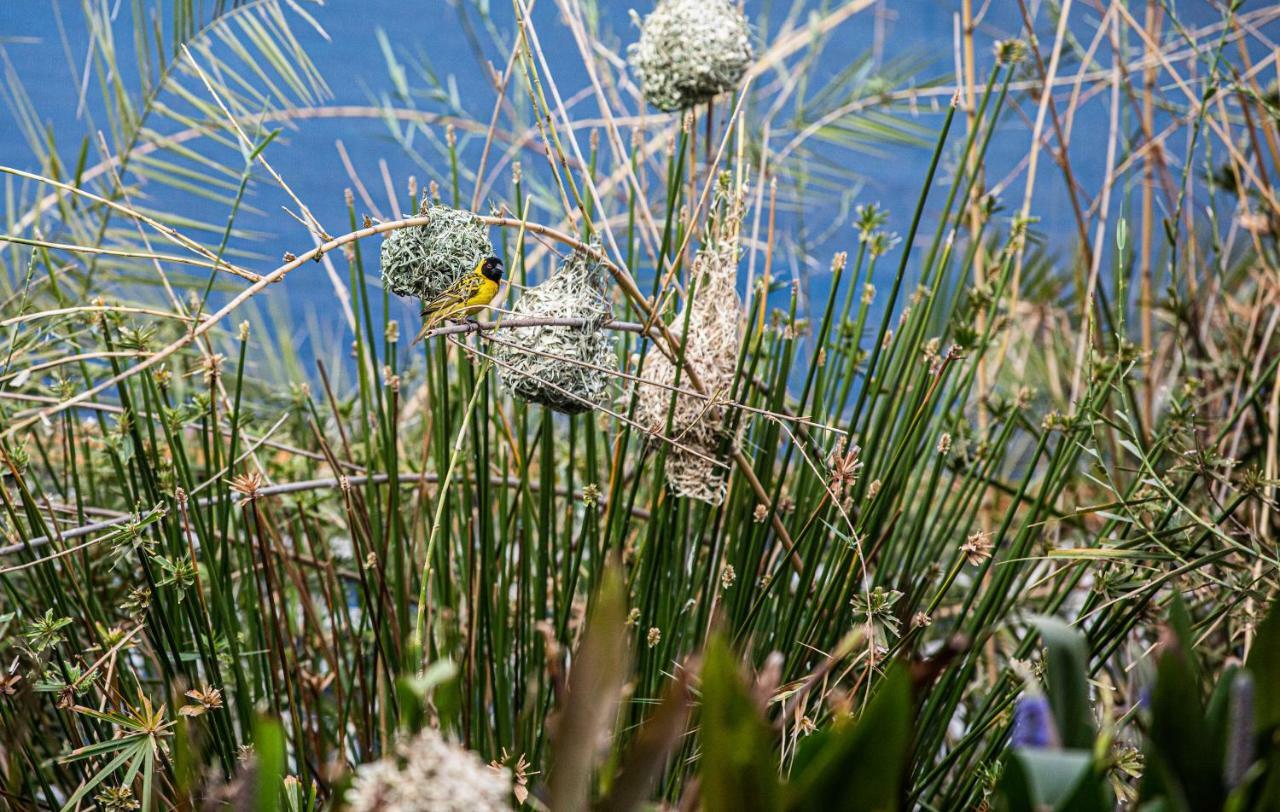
[413,256,504,343]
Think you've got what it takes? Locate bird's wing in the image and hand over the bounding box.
[422,273,483,314]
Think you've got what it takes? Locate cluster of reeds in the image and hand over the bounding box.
[0,1,1278,811]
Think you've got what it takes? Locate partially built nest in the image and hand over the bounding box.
[494,248,616,415]
[380,201,493,301]
[628,0,754,112]
[635,185,744,504]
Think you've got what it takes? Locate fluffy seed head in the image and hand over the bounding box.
[995,39,1029,66]
[345,727,512,811]
[961,530,993,566]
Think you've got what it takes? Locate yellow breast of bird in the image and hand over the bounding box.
[434,276,499,322]
[458,277,499,314]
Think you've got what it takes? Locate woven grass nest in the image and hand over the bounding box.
[628,0,754,112]
[494,248,617,415]
[635,183,744,504]
[380,200,494,301]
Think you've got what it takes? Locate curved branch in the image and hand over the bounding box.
[421,316,844,435]
[416,315,646,342]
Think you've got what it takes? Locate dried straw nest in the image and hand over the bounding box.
[494,247,616,414]
[628,0,754,112]
[635,183,744,504]
[380,200,494,301]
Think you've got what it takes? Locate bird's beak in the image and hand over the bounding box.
[412,320,431,345]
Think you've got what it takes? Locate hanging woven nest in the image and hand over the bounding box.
[635,181,744,504]
[628,0,754,113]
[380,200,494,301]
[494,247,617,415]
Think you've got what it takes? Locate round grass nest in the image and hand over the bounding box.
[635,184,744,504]
[494,248,617,415]
[380,201,494,301]
[628,0,754,113]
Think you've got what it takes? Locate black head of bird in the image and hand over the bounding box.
[481,256,504,282]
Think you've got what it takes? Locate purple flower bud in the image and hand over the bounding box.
[1224,672,1255,789]
[1011,695,1058,749]
[1136,686,1152,711]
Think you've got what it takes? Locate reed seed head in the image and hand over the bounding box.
[961,530,993,566]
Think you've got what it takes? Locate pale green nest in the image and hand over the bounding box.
[628,0,754,113]
[494,249,616,415]
[380,202,494,301]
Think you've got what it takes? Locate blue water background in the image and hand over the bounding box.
[0,1,1237,372]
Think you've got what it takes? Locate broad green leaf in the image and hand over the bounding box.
[1142,638,1221,810]
[1000,749,1100,811]
[786,664,912,812]
[253,716,286,812]
[1029,616,1094,749]
[549,565,630,812]
[699,636,782,812]
[1205,665,1240,788]
[1164,595,1202,687]
[997,750,1037,812]
[1245,593,1280,732]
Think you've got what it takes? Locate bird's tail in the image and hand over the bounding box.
[411,312,439,344]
